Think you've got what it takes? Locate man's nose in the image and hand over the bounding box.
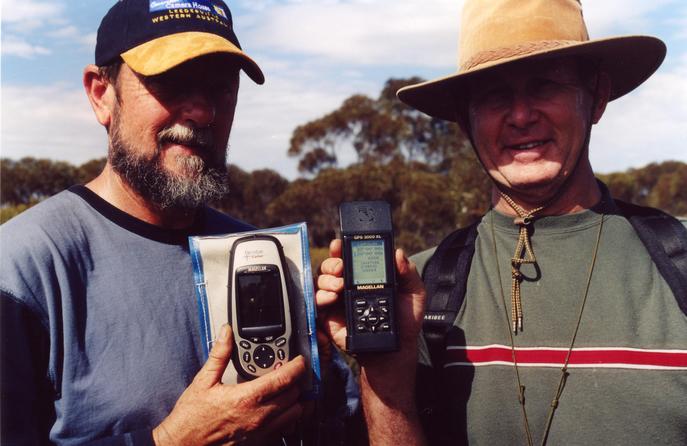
[178,91,216,128]
[506,91,538,129]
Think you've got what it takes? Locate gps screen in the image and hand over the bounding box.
[351,239,387,285]
[237,269,284,328]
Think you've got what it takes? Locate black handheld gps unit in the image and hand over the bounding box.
[228,234,293,380]
[339,201,399,353]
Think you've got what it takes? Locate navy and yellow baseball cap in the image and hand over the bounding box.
[95,0,264,84]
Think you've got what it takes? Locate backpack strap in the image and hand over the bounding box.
[416,222,479,443]
[615,200,687,312]
[421,221,479,367]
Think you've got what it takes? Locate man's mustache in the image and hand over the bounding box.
[157,124,214,151]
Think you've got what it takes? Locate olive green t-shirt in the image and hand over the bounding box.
[413,198,687,445]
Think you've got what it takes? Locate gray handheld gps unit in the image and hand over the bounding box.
[228,234,293,380]
[339,201,399,353]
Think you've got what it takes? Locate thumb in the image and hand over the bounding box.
[195,324,234,388]
[395,249,425,299]
[329,238,342,258]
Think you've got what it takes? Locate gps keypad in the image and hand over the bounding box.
[355,296,391,332]
[237,338,287,377]
[253,344,276,369]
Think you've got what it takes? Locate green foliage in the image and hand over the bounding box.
[266,160,487,253]
[0,202,39,224]
[213,166,290,227]
[2,157,76,204]
[266,163,399,247]
[288,77,472,175]
[2,156,686,252]
[599,161,687,216]
[1,157,106,205]
[77,158,107,184]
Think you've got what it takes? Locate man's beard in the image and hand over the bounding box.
[108,114,230,211]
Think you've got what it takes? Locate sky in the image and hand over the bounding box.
[2,0,686,180]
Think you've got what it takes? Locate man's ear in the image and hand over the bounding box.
[83,64,116,128]
[591,71,611,124]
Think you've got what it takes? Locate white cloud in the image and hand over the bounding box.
[1,1,64,30]
[1,1,63,22]
[1,37,51,58]
[668,6,687,40]
[48,25,79,38]
[235,0,279,12]
[1,84,108,164]
[2,1,94,60]
[243,0,463,68]
[48,26,97,49]
[582,0,675,35]
[591,54,687,172]
[80,32,98,51]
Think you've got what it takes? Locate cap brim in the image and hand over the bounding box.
[121,31,264,84]
[397,35,666,122]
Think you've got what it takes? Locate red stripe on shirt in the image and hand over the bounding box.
[444,345,687,369]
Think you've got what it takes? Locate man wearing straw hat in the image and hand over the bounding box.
[316,0,687,444]
[1,0,308,444]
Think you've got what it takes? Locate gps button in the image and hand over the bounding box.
[253,345,276,369]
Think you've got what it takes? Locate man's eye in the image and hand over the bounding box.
[144,75,182,93]
[531,79,562,98]
[473,88,510,109]
[530,78,582,100]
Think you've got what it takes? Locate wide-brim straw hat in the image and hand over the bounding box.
[397,0,666,122]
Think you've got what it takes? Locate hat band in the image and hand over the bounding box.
[461,39,580,72]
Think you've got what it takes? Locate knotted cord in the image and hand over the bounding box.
[499,191,547,333]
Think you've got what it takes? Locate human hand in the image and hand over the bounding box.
[316,238,426,381]
[152,324,306,446]
[317,239,427,445]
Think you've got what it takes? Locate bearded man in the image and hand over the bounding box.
[1,1,306,444]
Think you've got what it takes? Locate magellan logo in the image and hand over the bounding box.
[356,284,384,290]
[246,265,268,272]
